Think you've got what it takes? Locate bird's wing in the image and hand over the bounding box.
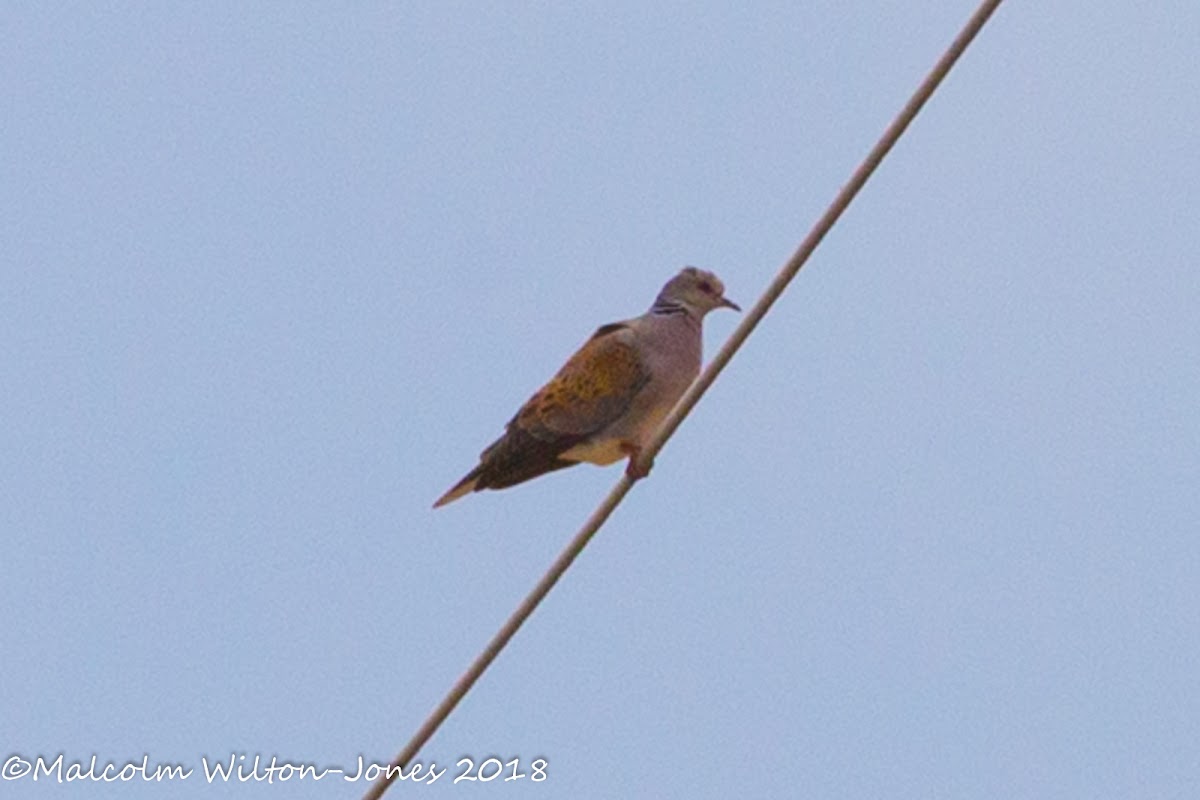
[512,321,650,442]
[433,321,650,507]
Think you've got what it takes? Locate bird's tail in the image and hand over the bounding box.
[432,468,482,508]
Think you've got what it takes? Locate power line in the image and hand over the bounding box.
[363,1,1005,797]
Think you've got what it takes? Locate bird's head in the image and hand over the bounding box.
[657,266,740,316]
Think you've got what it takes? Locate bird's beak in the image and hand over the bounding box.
[719,296,741,312]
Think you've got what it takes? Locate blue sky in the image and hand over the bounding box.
[3,2,1198,798]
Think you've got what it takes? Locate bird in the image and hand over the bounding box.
[434,267,739,508]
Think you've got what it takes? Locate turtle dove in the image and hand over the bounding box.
[434,267,739,508]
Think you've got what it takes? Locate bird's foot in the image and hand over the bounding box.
[623,446,654,480]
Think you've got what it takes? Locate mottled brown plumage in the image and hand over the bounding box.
[434,268,738,507]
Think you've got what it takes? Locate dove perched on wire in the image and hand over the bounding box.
[434,267,739,508]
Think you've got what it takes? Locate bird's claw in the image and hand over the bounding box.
[624,449,654,480]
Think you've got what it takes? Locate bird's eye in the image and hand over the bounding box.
[698,281,713,293]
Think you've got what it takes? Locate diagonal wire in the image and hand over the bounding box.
[364,0,1004,796]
